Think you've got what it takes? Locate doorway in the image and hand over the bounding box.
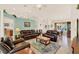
[55,22,71,47]
[55,22,71,38]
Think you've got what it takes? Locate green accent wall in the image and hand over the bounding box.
[3,12,37,35]
[15,17,37,30]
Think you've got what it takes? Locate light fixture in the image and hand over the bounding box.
[36,4,47,10]
[36,4,42,10]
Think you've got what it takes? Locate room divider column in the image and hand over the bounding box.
[0,10,4,38]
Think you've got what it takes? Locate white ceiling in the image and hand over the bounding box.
[0,4,77,20]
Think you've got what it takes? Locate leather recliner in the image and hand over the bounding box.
[43,30,59,42]
[0,37,30,54]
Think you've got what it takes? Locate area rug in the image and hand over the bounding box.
[31,39,61,54]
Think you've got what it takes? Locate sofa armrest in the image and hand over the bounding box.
[13,38,25,45]
[9,42,30,54]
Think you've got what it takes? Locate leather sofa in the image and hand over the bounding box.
[43,30,59,42]
[20,30,40,40]
[0,37,30,54]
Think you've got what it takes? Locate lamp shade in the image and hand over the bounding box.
[16,28,20,32]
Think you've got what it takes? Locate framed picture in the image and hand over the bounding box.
[24,22,30,27]
[45,25,47,29]
[4,23,9,27]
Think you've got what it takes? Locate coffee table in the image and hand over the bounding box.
[36,35,50,45]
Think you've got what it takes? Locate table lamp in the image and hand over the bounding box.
[15,28,20,39]
[15,28,20,34]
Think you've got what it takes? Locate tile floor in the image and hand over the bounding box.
[56,35,72,54]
